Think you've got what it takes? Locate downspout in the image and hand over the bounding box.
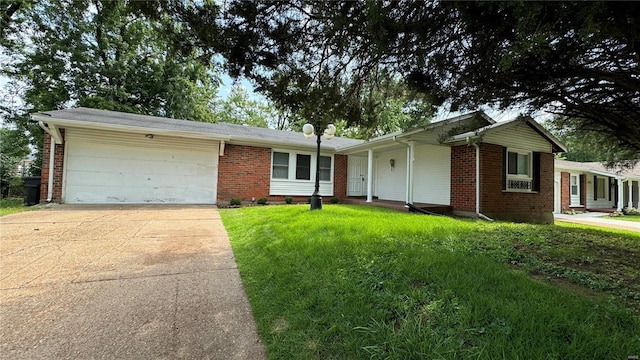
[472,142,493,221]
[366,149,373,202]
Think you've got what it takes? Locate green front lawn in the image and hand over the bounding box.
[609,215,640,223]
[221,205,640,360]
[0,198,32,216]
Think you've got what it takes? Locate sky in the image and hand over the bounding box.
[1,71,537,127]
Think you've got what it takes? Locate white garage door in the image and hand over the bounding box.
[64,128,219,204]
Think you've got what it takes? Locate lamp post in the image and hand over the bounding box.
[302,123,336,210]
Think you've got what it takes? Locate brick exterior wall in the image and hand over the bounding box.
[333,154,348,199]
[561,171,570,211]
[216,145,346,205]
[450,145,476,212]
[560,171,587,212]
[450,143,554,223]
[217,144,271,204]
[479,143,553,223]
[40,131,65,203]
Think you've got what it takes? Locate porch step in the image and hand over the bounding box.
[587,208,617,214]
[417,205,452,215]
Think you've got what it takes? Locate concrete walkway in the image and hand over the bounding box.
[555,212,640,232]
[0,205,265,359]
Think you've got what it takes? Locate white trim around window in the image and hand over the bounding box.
[505,148,533,192]
[270,149,334,196]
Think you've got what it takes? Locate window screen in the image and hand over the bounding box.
[272,152,289,179]
[295,154,311,180]
[319,156,331,181]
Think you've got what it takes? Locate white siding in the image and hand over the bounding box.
[375,148,407,201]
[585,175,615,209]
[412,144,451,205]
[64,128,218,204]
[483,123,552,153]
[270,180,333,196]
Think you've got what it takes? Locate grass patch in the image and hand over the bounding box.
[221,205,640,359]
[0,198,31,217]
[609,215,640,223]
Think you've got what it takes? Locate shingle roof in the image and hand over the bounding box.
[555,159,640,178]
[32,107,363,150]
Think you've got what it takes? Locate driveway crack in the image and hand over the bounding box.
[171,278,180,357]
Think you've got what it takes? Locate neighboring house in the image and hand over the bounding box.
[33,107,565,223]
[554,159,640,213]
[17,157,34,176]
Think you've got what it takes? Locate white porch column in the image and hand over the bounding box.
[636,181,640,209]
[366,149,373,202]
[617,179,623,211]
[405,145,411,204]
[405,141,415,205]
[629,180,633,209]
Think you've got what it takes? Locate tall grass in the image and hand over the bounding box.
[0,198,30,217]
[222,205,640,359]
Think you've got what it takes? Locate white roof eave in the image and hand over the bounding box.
[32,114,232,142]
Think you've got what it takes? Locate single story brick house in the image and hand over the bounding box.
[33,107,565,223]
[554,159,640,213]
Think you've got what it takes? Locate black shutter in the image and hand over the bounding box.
[608,178,612,200]
[532,152,541,192]
[594,175,598,200]
[580,174,585,205]
[502,147,507,190]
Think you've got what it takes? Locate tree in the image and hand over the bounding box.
[189,1,638,157]
[1,0,221,175]
[213,85,275,128]
[552,118,638,165]
[0,127,30,197]
[345,69,434,139]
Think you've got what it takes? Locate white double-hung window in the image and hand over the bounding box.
[506,148,533,191]
[272,152,290,179]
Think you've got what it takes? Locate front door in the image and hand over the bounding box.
[570,174,581,206]
[347,156,367,196]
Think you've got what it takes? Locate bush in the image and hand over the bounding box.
[257,197,268,205]
[609,211,624,217]
[284,197,293,204]
[230,197,241,206]
[622,207,640,216]
[330,197,339,204]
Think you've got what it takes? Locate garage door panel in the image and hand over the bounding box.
[64,128,218,204]
[65,170,215,188]
[68,141,215,165]
[66,186,216,204]
[66,155,210,177]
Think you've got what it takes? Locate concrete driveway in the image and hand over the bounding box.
[0,205,265,359]
[555,212,640,232]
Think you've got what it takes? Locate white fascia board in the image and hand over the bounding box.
[31,114,231,142]
[337,111,492,154]
[590,169,624,179]
[226,138,332,152]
